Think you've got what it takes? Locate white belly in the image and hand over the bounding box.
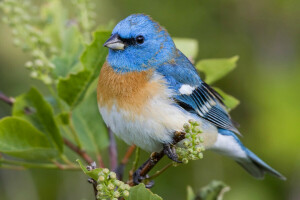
[99,95,218,152]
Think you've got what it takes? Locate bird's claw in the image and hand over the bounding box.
[163,144,182,163]
[133,169,155,188]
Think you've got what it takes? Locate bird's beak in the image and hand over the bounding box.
[103,34,125,50]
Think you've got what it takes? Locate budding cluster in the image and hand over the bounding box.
[71,0,96,41]
[96,168,130,200]
[0,0,58,84]
[175,119,205,164]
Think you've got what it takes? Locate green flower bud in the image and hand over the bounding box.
[182,158,188,164]
[183,140,189,147]
[25,61,33,68]
[198,153,203,159]
[195,147,202,152]
[30,71,38,78]
[102,168,109,174]
[124,184,131,190]
[98,176,105,182]
[109,172,116,179]
[114,180,121,186]
[123,190,130,197]
[96,184,103,191]
[107,183,115,190]
[119,183,125,190]
[113,191,120,198]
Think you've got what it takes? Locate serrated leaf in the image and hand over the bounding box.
[197,180,230,200]
[213,87,240,111]
[174,38,198,60]
[12,88,63,153]
[77,159,102,180]
[0,117,57,160]
[196,56,239,84]
[57,30,110,109]
[72,91,109,152]
[187,186,196,200]
[128,184,162,200]
[57,69,91,108]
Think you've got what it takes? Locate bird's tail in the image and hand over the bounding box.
[236,148,286,180]
[211,129,286,180]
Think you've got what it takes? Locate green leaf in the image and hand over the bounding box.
[196,56,239,84]
[72,91,109,152]
[77,159,102,180]
[0,117,57,160]
[174,38,198,60]
[213,87,240,111]
[197,180,230,200]
[57,69,91,108]
[81,30,110,80]
[128,184,162,200]
[12,88,63,153]
[52,25,84,77]
[57,30,110,109]
[187,186,196,200]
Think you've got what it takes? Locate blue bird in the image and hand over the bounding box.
[97,14,285,181]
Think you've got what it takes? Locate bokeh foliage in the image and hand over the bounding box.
[0,0,299,199]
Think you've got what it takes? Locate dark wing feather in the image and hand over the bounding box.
[175,82,240,135]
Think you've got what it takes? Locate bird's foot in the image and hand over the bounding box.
[163,143,182,163]
[133,168,155,188]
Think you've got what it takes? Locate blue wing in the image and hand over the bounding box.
[156,49,240,134]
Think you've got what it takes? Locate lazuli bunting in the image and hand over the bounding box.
[97,14,285,180]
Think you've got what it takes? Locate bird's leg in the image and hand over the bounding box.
[163,143,182,163]
[132,152,164,188]
[132,131,185,187]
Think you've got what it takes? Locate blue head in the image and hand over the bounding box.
[104,14,176,73]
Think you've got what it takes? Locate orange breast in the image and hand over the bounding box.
[97,62,163,114]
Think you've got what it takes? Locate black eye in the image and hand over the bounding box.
[136,35,144,44]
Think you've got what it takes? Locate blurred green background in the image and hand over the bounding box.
[0,0,300,199]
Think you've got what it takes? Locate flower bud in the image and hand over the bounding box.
[96,184,103,191]
[107,183,115,190]
[123,190,130,197]
[182,158,188,164]
[102,168,109,174]
[109,172,116,179]
[113,191,120,198]
[124,184,131,190]
[98,176,105,182]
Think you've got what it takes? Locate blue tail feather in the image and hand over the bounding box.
[214,129,286,180]
[239,148,286,180]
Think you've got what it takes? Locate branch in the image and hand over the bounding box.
[116,145,136,180]
[0,92,14,105]
[63,138,94,165]
[0,159,79,170]
[128,131,185,186]
[108,128,118,171]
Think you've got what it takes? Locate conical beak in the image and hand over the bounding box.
[103,34,125,50]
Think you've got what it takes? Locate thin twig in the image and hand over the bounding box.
[63,137,94,164]
[0,92,15,105]
[0,159,79,170]
[146,162,173,181]
[108,128,118,171]
[116,145,136,180]
[121,145,136,165]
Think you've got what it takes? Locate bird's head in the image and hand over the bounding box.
[104,14,176,73]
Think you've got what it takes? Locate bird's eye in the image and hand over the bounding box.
[136,35,144,44]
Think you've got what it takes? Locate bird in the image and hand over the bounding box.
[97,13,285,181]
